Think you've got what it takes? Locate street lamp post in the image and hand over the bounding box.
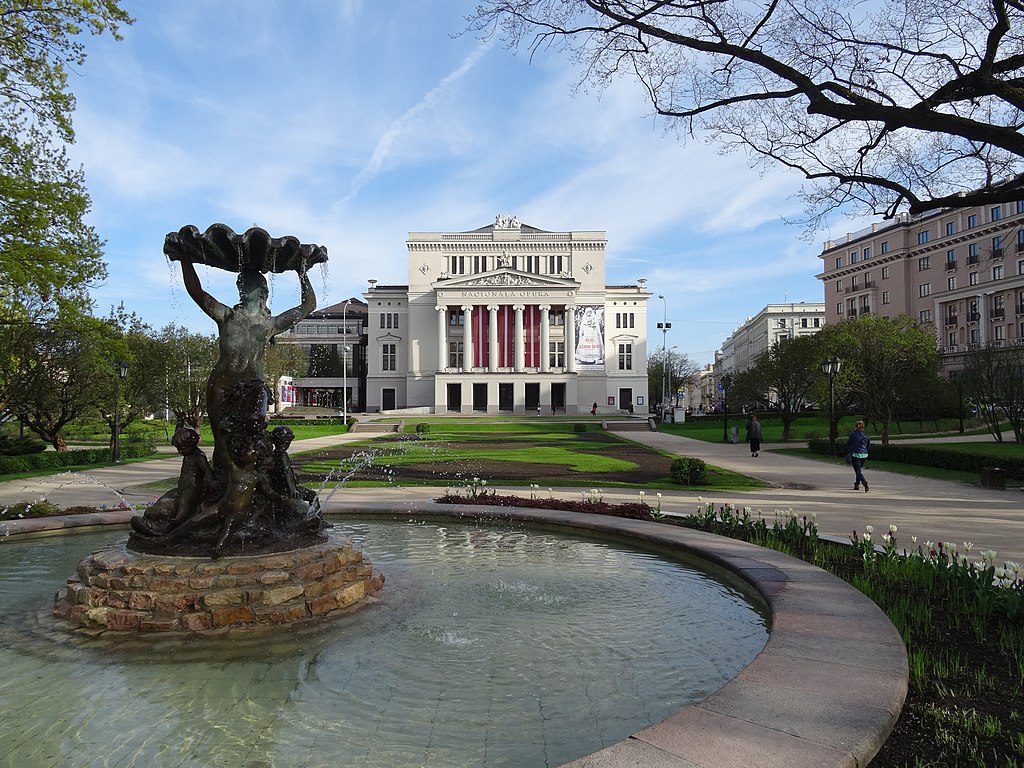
[820,356,842,454]
[950,370,965,434]
[656,294,671,419]
[721,372,733,442]
[342,300,351,426]
[113,360,129,464]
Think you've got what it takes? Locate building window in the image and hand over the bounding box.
[550,311,564,326]
[918,256,931,270]
[618,343,633,371]
[992,205,1002,222]
[946,221,957,236]
[850,251,860,264]
[448,341,464,368]
[549,341,564,368]
[920,309,932,322]
[863,247,872,259]
[615,312,634,328]
[381,313,398,329]
[382,343,396,371]
[995,324,1006,341]
[919,283,931,297]
[801,318,808,328]
[948,331,956,347]
[882,291,890,305]
[1017,200,1024,214]
[994,264,1004,280]
[971,328,981,344]
[967,214,977,228]
[946,249,957,267]
[918,230,930,244]
[814,317,821,328]
[1018,259,1024,275]
[970,271,979,286]
[836,302,843,315]
[836,257,843,269]
[449,310,464,326]
[881,241,889,254]
[948,276,956,290]
[881,266,890,279]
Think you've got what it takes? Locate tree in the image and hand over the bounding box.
[1,1,131,319]
[959,343,1024,443]
[815,314,942,444]
[149,325,218,430]
[264,340,309,414]
[0,313,123,450]
[472,0,1024,220]
[732,335,822,440]
[647,347,697,411]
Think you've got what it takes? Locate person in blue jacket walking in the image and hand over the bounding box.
[846,420,871,492]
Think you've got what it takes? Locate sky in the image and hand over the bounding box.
[66,0,857,368]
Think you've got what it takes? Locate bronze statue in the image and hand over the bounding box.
[129,225,328,558]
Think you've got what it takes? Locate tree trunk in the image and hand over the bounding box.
[53,432,68,452]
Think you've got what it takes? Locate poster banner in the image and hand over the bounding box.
[574,306,605,370]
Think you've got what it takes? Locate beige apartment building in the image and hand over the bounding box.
[818,200,1024,367]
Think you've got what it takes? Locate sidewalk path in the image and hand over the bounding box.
[2,428,1021,564]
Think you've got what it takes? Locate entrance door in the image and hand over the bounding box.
[382,388,396,411]
[498,383,514,411]
[551,383,566,412]
[618,387,633,413]
[525,382,540,411]
[473,383,488,411]
[447,383,462,412]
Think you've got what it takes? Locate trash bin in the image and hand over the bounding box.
[980,467,1006,490]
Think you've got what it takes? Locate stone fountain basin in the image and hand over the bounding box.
[328,501,909,768]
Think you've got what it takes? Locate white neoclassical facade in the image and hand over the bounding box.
[363,216,651,415]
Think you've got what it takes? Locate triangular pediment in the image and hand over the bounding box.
[434,269,578,290]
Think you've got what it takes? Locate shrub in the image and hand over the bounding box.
[0,443,156,476]
[415,423,431,434]
[573,423,588,433]
[0,434,47,456]
[670,457,707,485]
[807,438,1024,479]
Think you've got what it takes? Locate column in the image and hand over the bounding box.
[513,304,525,372]
[436,306,447,372]
[539,305,550,372]
[565,305,577,373]
[462,305,473,371]
[488,304,499,372]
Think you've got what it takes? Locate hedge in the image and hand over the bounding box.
[807,438,1024,480]
[0,443,156,476]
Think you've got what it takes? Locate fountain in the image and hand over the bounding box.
[52,224,384,633]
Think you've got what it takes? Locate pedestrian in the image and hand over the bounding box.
[747,414,762,457]
[846,420,871,492]
[551,404,556,416]
[537,404,542,416]
[591,402,598,416]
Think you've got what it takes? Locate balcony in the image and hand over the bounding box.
[944,315,958,326]
[942,345,960,354]
[1016,303,1024,316]
[992,248,1004,259]
[1015,338,1024,347]
[844,286,860,294]
[968,255,980,265]
[990,307,1006,319]
[945,260,957,270]
[992,339,1007,347]
[858,307,871,315]
[967,342,981,350]
[863,280,876,289]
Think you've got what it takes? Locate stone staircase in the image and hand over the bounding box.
[603,418,657,432]
[349,420,403,434]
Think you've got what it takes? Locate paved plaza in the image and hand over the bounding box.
[1,425,1022,564]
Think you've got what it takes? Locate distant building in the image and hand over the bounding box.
[362,217,651,415]
[718,302,827,374]
[816,200,1024,370]
[276,299,366,412]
